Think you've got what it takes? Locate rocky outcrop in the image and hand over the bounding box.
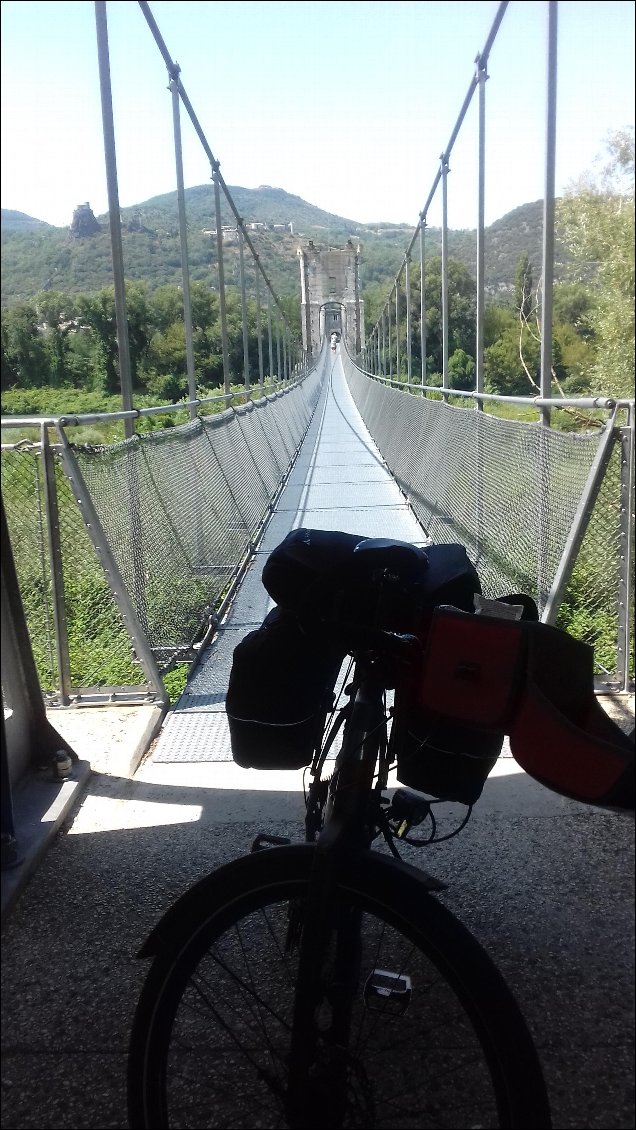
[69,203,101,238]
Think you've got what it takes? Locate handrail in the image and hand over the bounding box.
[362,374,634,412]
[0,371,313,432]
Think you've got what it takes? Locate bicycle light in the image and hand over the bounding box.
[388,787,431,836]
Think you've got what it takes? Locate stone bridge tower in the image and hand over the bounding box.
[298,240,364,356]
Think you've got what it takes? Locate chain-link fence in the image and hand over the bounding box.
[555,436,634,684]
[3,355,632,703]
[1,442,144,700]
[1,372,322,704]
[343,355,634,684]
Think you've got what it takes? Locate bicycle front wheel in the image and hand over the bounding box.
[128,845,550,1129]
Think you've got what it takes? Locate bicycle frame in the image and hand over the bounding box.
[285,660,393,1126]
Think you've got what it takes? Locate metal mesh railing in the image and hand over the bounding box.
[1,371,322,703]
[342,356,632,680]
[1,445,145,699]
[1,447,57,692]
[75,375,320,650]
[554,440,629,679]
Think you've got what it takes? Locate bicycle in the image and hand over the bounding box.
[127,530,633,1129]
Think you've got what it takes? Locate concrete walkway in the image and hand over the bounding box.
[1,351,634,1130]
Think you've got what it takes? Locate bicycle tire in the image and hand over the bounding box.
[128,844,551,1129]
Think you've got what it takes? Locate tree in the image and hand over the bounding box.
[484,304,516,348]
[35,291,77,387]
[448,348,475,391]
[557,129,634,398]
[551,283,594,339]
[484,327,540,397]
[396,257,476,377]
[0,301,50,389]
[124,283,152,390]
[514,253,533,322]
[76,290,119,393]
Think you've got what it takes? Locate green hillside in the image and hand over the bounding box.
[1,186,566,308]
[1,209,52,233]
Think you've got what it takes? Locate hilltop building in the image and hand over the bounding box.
[69,203,100,238]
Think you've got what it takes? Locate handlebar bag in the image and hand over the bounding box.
[226,607,344,770]
[261,529,366,613]
[262,529,477,634]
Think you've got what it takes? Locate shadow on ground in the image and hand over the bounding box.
[1,765,634,1130]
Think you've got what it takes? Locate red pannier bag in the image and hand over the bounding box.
[508,620,634,811]
[401,607,634,811]
[391,609,523,804]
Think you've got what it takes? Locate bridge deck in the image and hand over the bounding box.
[151,349,427,765]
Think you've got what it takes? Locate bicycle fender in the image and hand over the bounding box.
[350,848,448,894]
[135,843,446,960]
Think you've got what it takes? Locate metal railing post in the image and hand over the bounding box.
[617,411,635,690]
[474,57,487,568]
[388,301,393,380]
[276,319,282,382]
[419,220,427,388]
[267,293,274,386]
[169,70,197,417]
[377,316,382,376]
[55,427,167,702]
[476,55,487,408]
[354,247,362,356]
[255,271,265,393]
[94,1,135,438]
[41,425,71,705]
[540,0,558,428]
[543,414,619,624]
[213,168,231,398]
[395,281,400,379]
[441,154,450,400]
[405,255,412,383]
[238,225,251,396]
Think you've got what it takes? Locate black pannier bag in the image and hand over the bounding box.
[226,607,344,770]
[391,607,524,805]
[392,718,505,806]
[262,527,431,633]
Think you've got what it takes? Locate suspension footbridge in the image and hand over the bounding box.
[1,0,634,887]
[1,4,634,1129]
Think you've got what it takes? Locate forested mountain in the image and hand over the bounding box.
[1,186,566,308]
[1,209,52,233]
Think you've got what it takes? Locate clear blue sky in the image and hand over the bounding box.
[1,1,634,231]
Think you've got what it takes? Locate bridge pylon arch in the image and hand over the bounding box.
[297,240,364,356]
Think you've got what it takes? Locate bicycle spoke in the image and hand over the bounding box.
[131,854,549,1129]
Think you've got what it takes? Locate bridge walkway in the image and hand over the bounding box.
[148,346,428,769]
